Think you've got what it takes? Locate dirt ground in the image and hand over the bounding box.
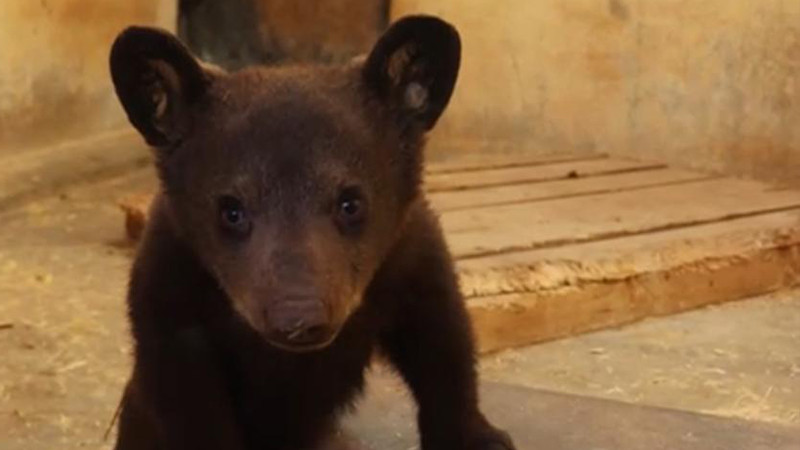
[1,166,798,449]
[0,170,150,449]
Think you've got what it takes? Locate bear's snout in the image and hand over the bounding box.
[264,297,335,351]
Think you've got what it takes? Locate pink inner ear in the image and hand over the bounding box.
[404,82,428,110]
[144,59,187,134]
[152,87,168,120]
[386,43,417,86]
[148,60,183,100]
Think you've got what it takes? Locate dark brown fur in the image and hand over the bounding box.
[110,16,516,450]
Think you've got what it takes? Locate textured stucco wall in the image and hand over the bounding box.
[0,0,176,154]
[4,1,800,184]
[393,0,800,184]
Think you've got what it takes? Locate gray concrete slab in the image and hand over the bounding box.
[480,291,800,428]
[346,379,800,450]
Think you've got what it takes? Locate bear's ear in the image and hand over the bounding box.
[110,26,211,149]
[362,16,461,131]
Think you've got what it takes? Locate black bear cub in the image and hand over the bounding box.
[110,15,516,450]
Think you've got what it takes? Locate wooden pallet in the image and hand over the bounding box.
[431,154,800,352]
[120,153,800,353]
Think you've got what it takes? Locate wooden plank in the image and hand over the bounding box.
[429,168,713,211]
[457,209,800,296]
[426,152,603,174]
[441,178,800,259]
[425,158,663,192]
[457,211,800,352]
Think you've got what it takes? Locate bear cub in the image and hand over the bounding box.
[110,15,516,450]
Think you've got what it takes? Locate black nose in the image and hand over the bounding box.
[266,299,333,348]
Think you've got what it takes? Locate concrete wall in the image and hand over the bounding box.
[0,0,176,154]
[393,0,800,184]
[3,1,800,185]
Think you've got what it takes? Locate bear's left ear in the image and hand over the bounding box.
[362,15,461,131]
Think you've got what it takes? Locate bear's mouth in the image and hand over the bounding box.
[264,329,341,353]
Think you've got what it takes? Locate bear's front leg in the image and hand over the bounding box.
[116,327,247,450]
[374,212,516,450]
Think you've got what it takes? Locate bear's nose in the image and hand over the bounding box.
[265,298,333,349]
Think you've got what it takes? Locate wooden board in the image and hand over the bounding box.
[441,178,800,259]
[457,210,800,296]
[429,154,800,351]
[459,211,800,352]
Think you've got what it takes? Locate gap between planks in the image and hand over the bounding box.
[425,159,666,193]
[425,152,606,175]
[430,170,720,212]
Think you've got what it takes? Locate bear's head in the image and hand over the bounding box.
[110,16,460,351]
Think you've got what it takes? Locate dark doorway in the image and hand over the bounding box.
[178,0,389,70]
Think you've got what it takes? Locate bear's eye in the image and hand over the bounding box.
[218,195,251,237]
[335,186,367,234]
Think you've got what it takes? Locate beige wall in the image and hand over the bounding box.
[0,0,176,154]
[4,1,800,184]
[394,0,800,184]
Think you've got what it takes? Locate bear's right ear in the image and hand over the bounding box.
[110,27,211,149]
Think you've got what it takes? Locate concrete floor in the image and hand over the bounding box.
[1,167,799,448]
[481,291,800,426]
